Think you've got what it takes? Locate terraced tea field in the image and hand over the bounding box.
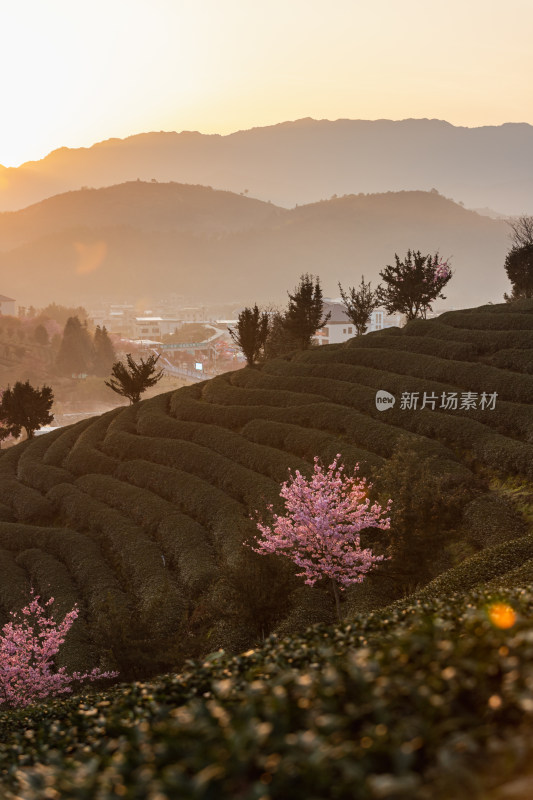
[0,300,531,677]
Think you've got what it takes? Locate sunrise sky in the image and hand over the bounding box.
[1,0,531,168]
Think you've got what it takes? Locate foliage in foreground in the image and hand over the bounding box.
[2,581,533,799]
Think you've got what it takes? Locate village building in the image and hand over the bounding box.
[0,295,16,317]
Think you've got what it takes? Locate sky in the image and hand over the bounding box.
[1,0,532,167]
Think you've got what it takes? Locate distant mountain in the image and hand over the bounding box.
[0,118,532,215]
[0,182,511,308]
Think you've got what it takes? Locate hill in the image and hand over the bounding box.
[0,118,532,215]
[0,183,511,307]
[0,300,532,797]
[0,300,531,677]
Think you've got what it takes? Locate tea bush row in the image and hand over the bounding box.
[103,429,279,509]
[295,346,533,405]
[262,358,533,441]
[403,319,533,353]
[74,473,217,593]
[46,483,184,632]
[114,459,257,566]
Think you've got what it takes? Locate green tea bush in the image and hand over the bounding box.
[46,482,184,631]
[201,374,325,407]
[3,583,533,799]
[403,318,533,353]
[487,348,533,374]
[0,548,30,621]
[302,347,533,404]
[75,473,217,593]
[405,533,533,604]
[42,418,94,467]
[104,429,279,508]
[437,310,533,330]
[241,417,382,473]
[347,332,479,360]
[115,459,257,566]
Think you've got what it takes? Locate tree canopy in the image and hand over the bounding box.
[228,305,269,367]
[338,276,381,336]
[376,250,452,321]
[503,242,533,301]
[105,353,164,404]
[283,273,331,350]
[0,380,54,440]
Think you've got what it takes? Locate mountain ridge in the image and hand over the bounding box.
[1,118,531,214]
[0,182,511,307]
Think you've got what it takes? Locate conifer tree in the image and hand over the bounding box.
[283,273,331,350]
[55,316,94,376]
[228,305,269,367]
[93,325,116,376]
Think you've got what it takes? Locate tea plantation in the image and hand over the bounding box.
[0,299,532,797]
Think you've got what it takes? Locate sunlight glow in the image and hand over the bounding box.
[0,0,532,166]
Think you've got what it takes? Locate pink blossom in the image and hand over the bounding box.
[433,260,451,282]
[245,456,391,618]
[0,589,118,709]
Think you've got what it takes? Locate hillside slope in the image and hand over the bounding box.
[0,301,531,678]
[0,183,510,307]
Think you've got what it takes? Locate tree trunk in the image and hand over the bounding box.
[331,579,342,622]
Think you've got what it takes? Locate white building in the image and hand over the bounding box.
[134,317,190,340]
[0,295,16,317]
[314,301,402,345]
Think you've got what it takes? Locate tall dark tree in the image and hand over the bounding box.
[338,276,381,336]
[228,305,269,367]
[376,249,452,321]
[105,353,164,404]
[0,381,54,440]
[283,273,331,350]
[55,316,94,376]
[93,325,116,377]
[503,243,533,301]
[33,324,49,346]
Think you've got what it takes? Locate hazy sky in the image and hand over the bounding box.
[1,0,531,167]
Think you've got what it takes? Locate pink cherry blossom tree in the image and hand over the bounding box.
[0,590,118,709]
[246,455,392,621]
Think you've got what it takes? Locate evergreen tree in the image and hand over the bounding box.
[0,380,54,440]
[283,273,331,350]
[376,250,452,321]
[338,276,381,336]
[228,305,269,367]
[93,325,116,376]
[503,243,533,301]
[105,353,164,404]
[55,316,94,376]
[262,310,300,360]
[33,324,49,346]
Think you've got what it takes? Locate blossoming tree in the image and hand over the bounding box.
[376,249,452,321]
[0,590,118,709]
[246,455,392,621]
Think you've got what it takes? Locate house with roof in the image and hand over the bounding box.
[0,295,16,317]
[313,300,402,345]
